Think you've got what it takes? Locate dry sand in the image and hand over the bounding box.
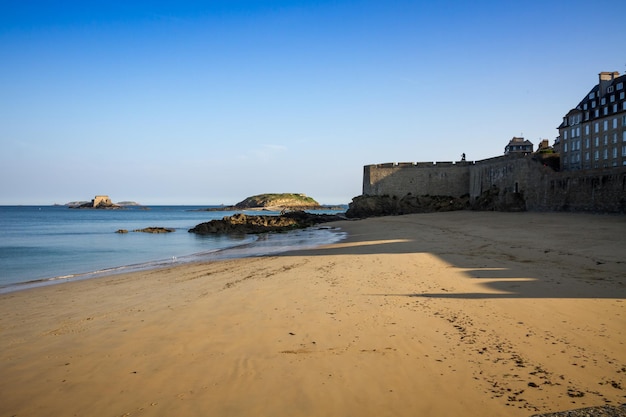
[1,211,625,417]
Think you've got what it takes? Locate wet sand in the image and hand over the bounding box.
[1,211,625,416]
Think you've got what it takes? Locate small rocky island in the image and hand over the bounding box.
[199,193,345,212]
[69,195,129,209]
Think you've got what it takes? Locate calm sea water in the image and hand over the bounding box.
[0,205,347,292]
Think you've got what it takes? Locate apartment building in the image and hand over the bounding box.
[557,71,626,171]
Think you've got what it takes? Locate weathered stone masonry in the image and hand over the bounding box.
[363,155,626,213]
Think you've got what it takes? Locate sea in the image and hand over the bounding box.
[0,205,347,293]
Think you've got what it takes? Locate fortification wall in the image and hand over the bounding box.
[537,168,626,212]
[92,195,112,207]
[363,161,472,197]
[469,156,550,210]
[363,156,626,213]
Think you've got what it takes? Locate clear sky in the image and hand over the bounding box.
[1,1,625,205]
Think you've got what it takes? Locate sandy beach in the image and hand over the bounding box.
[1,211,625,416]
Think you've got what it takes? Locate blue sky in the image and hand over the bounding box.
[1,1,625,205]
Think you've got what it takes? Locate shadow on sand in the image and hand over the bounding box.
[278,216,626,300]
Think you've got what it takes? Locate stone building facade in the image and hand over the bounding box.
[557,71,626,171]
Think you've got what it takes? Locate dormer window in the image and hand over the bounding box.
[589,92,596,99]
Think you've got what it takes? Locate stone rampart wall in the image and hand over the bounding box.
[363,156,626,212]
[363,162,472,198]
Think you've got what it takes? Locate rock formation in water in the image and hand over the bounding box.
[188,211,345,235]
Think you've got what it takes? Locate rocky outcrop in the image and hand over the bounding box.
[471,186,526,212]
[134,227,175,233]
[531,404,626,417]
[345,194,470,218]
[188,211,346,235]
[345,188,531,218]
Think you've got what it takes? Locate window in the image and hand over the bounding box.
[585,138,590,148]
[564,143,568,152]
[601,97,606,105]
[607,86,614,94]
[613,147,618,158]
[594,150,599,160]
[591,100,596,108]
[595,137,599,146]
[617,82,624,90]
[576,127,580,137]
[610,94,615,102]
[613,118,618,129]
[603,107,608,116]
[604,135,608,145]
[603,149,608,160]
[585,125,590,135]
[603,120,609,131]
[623,131,626,142]
[622,145,626,157]
[594,122,599,133]
[620,92,625,100]
[564,131,568,140]
[614,104,619,113]
[614,133,618,144]
[585,152,590,161]
[583,103,588,110]
[623,115,626,126]
[590,92,596,99]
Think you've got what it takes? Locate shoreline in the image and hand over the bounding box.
[1,211,624,416]
[0,224,347,294]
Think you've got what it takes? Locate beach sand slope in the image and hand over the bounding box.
[1,212,624,416]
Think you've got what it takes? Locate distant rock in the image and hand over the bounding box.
[116,227,174,233]
[133,227,175,233]
[65,201,90,207]
[188,211,346,235]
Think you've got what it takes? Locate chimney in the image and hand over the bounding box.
[598,71,620,96]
